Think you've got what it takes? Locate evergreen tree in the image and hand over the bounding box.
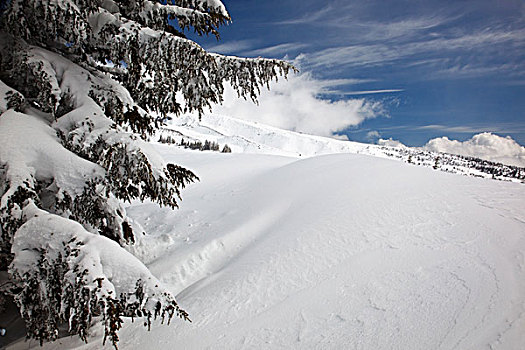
[433,156,441,170]
[0,0,294,347]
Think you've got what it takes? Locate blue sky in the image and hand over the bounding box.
[193,0,525,146]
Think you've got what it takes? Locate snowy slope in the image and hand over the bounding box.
[15,141,525,350]
[160,113,525,182]
[160,113,381,157]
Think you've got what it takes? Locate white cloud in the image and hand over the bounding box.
[296,27,525,79]
[242,43,309,57]
[366,130,381,141]
[318,78,377,86]
[413,123,525,135]
[332,134,350,141]
[377,138,407,148]
[343,89,403,96]
[276,5,337,25]
[210,72,387,138]
[424,133,525,167]
[206,40,255,54]
[277,5,452,40]
[416,124,487,133]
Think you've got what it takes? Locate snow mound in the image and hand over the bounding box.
[26,149,524,349]
[125,152,525,349]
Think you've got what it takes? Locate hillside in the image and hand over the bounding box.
[8,117,525,350]
[159,113,525,183]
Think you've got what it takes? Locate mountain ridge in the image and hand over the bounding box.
[159,113,525,183]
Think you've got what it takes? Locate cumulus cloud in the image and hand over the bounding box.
[377,138,407,148]
[210,72,387,138]
[332,134,350,141]
[424,133,525,167]
[366,130,381,141]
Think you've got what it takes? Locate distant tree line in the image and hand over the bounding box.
[379,146,524,181]
[158,135,232,153]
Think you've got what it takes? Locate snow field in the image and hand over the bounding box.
[124,151,525,348]
[13,146,525,349]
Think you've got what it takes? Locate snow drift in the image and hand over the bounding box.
[15,142,524,350]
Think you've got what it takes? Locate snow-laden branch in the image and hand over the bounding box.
[11,203,189,347]
[139,1,230,38]
[0,40,198,248]
[2,0,294,119]
[87,17,295,116]
[173,0,229,17]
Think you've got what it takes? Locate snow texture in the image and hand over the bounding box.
[0,110,102,205]
[12,203,174,309]
[11,116,525,350]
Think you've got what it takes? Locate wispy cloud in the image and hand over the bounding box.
[207,41,310,59]
[275,4,340,25]
[206,40,255,54]
[342,16,459,43]
[292,25,525,81]
[300,27,525,68]
[242,43,309,57]
[276,2,458,43]
[429,62,525,79]
[210,1,525,81]
[416,124,488,133]
[341,89,404,96]
[406,123,525,134]
[315,78,377,86]
[279,71,398,97]
[273,0,525,81]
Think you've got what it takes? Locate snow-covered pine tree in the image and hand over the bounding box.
[0,0,294,347]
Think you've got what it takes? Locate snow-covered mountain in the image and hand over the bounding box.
[159,113,525,183]
[6,114,525,350]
